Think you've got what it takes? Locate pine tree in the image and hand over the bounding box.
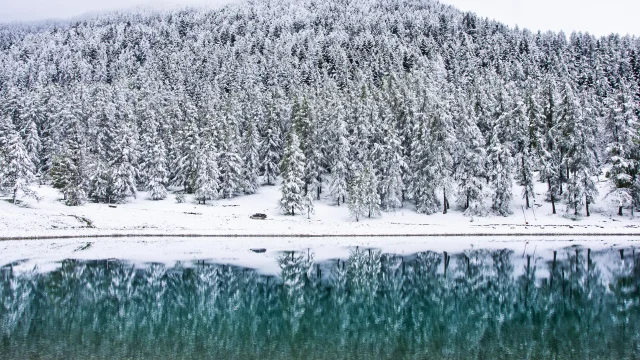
[60,119,90,206]
[260,114,281,186]
[454,91,488,216]
[487,130,514,216]
[279,131,306,216]
[562,87,599,216]
[241,119,261,194]
[218,102,243,199]
[363,161,381,218]
[378,117,404,211]
[146,141,169,201]
[605,80,639,215]
[347,165,367,222]
[194,147,219,205]
[108,122,137,203]
[330,116,349,206]
[0,117,36,203]
[538,77,562,214]
[303,192,315,219]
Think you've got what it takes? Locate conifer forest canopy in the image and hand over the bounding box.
[1,0,640,217]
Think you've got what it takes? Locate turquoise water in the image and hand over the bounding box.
[1,247,639,359]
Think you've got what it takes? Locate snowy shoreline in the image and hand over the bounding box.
[3,231,640,241]
[2,183,640,241]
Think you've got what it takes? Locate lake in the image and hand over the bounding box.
[1,244,639,359]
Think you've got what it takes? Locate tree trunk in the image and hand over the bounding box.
[443,190,448,214]
[337,197,340,206]
[523,156,530,208]
[574,195,578,216]
[548,178,556,214]
[317,185,321,200]
[291,205,294,216]
[619,206,623,216]
[13,188,18,204]
[585,196,590,217]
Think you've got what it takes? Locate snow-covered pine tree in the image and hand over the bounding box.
[487,129,514,216]
[60,116,90,206]
[170,98,200,194]
[218,100,243,199]
[605,80,640,215]
[487,84,515,216]
[146,140,169,201]
[194,147,219,205]
[454,90,489,216]
[538,76,562,214]
[330,114,350,206]
[241,119,260,194]
[347,164,367,222]
[363,160,381,218]
[18,92,42,173]
[108,122,137,203]
[561,85,599,216]
[279,130,306,216]
[0,117,35,203]
[260,110,281,186]
[378,109,404,211]
[303,191,315,219]
[515,81,543,208]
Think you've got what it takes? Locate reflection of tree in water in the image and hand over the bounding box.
[1,247,639,359]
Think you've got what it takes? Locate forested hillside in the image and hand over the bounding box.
[0,0,639,219]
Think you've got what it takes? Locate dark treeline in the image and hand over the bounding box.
[0,0,639,218]
[1,248,639,359]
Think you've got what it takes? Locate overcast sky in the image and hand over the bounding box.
[439,0,640,37]
[0,0,638,37]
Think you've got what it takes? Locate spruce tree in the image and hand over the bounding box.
[330,116,349,206]
[279,131,306,216]
[194,147,220,205]
[260,115,281,186]
[241,119,261,194]
[0,117,35,203]
[605,80,639,215]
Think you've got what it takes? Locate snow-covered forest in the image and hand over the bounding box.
[0,0,639,219]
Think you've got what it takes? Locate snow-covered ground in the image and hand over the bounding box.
[1,178,638,275]
[1,178,639,239]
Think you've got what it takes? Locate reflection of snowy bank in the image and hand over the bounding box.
[1,236,638,280]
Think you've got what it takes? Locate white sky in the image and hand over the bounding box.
[0,0,233,23]
[439,0,640,37]
[0,0,638,37]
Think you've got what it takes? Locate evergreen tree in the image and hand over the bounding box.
[561,87,599,216]
[241,119,261,194]
[605,80,640,215]
[0,117,35,203]
[260,115,281,186]
[363,161,381,218]
[194,147,219,205]
[330,116,349,206]
[146,141,169,201]
[347,165,367,222]
[454,92,488,216]
[279,131,306,216]
[218,105,243,199]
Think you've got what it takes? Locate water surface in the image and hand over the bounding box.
[1,246,639,359]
